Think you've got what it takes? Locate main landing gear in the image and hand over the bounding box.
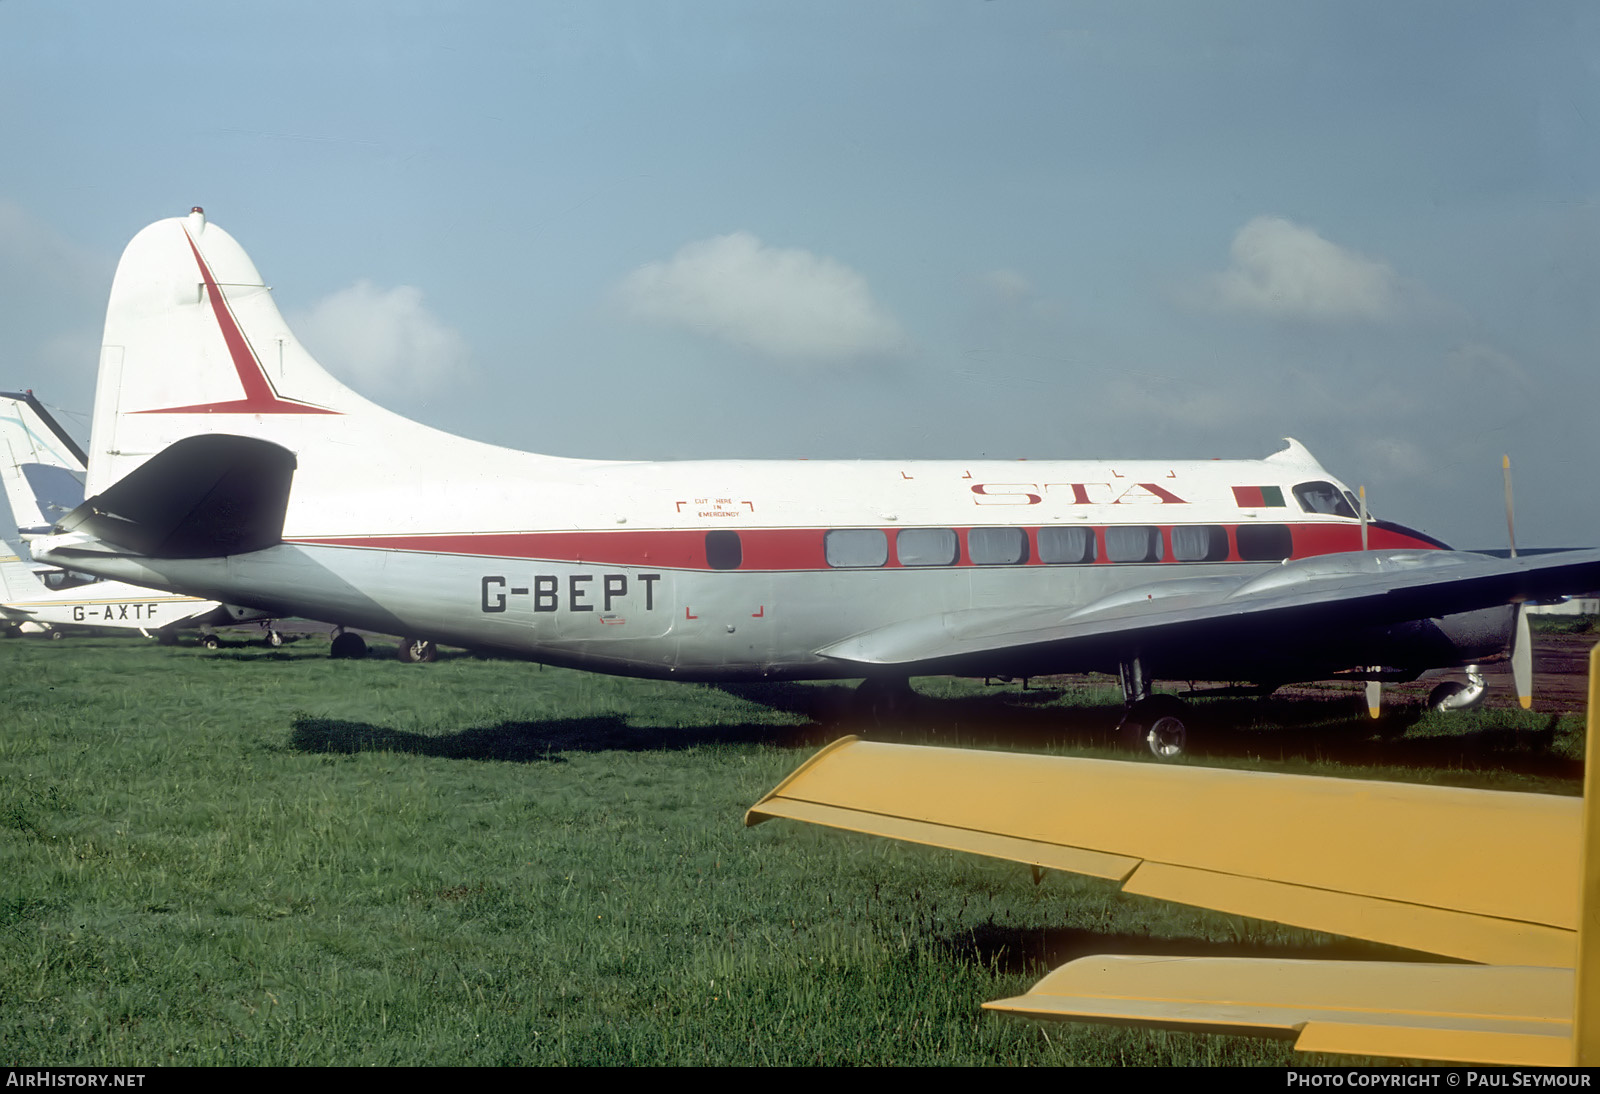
[396,637,437,663]
[1116,656,1192,760]
[330,628,367,660]
[1427,665,1487,712]
[853,675,917,725]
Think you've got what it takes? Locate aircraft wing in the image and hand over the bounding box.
[815,547,1600,675]
[745,737,1580,967]
[984,956,1572,1067]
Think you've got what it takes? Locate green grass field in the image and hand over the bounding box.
[0,631,1588,1065]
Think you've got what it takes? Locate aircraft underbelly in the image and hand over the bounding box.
[120,546,1238,675]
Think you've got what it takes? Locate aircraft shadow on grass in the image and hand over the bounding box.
[283,678,1574,775]
[719,681,1578,780]
[288,714,830,762]
[935,920,1444,979]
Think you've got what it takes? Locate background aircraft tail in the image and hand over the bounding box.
[0,391,87,536]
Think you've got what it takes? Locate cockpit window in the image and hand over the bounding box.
[1293,481,1358,518]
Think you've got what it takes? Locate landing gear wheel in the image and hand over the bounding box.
[1118,695,1190,759]
[48,630,65,641]
[854,675,916,725]
[1427,679,1486,712]
[396,638,437,663]
[330,631,367,660]
[266,629,284,649]
[203,634,220,650]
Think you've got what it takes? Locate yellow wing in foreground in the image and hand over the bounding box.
[749,647,1600,1064]
[985,956,1572,1067]
[746,738,1580,968]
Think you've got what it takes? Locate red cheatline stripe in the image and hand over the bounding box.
[287,522,1444,572]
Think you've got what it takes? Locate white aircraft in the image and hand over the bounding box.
[29,209,1600,751]
[0,537,232,642]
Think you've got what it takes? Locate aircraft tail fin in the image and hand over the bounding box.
[0,391,87,536]
[58,434,296,559]
[87,208,474,498]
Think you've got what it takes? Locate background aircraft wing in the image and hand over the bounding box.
[745,737,1579,967]
[815,547,1600,675]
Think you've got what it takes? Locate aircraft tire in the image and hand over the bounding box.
[396,638,437,663]
[266,630,284,648]
[1118,695,1190,760]
[854,675,916,725]
[330,632,367,660]
[48,630,65,641]
[203,634,220,650]
[1427,680,1486,712]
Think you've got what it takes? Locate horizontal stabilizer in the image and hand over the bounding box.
[56,434,295,558]
[984,955,1572,1066]
[746,738,1579,967]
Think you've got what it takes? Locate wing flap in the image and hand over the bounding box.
[983,955,1572,1066]
[747,738,1580,965]
[1124,862,1575,968]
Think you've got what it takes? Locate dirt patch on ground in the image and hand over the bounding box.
[1263,630,1597,715]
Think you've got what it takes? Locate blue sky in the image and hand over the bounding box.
[2,1,1595,547]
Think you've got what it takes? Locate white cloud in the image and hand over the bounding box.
[1201,216,1406,321]
[291,281,471,395]
[616,232,905,364]
[978,268,1034,302]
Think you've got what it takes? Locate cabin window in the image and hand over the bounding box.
[1236,524,1293,561]
[1105,526,1163,563]
[1293,481,1358,518]
[705,530,742,570]
[1170,525,1228,562]
[825,529,889,568]
[42,570,99,591]
[896,528,958,567]
[1037,526,1095,564]
[968,527,1028,565]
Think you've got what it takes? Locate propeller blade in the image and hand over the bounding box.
[1503,454,1531,707]
[1360,487,1378,716]
[1512,603,1533,710]
[1503,455,1517,560]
